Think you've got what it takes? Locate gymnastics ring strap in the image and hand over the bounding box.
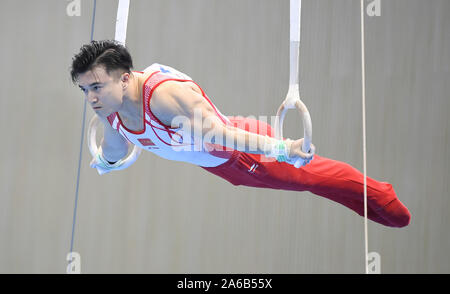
[274,87,315,168]
[87,114,141,171]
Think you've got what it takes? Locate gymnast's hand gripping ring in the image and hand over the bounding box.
[274,85,315,168]
[87,114,141,171]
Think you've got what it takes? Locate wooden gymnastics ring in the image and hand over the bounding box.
[87,114,141,171]
[274,86,315,168]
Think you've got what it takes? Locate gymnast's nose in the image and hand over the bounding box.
[87,92,99,105]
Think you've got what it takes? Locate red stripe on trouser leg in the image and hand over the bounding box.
[202,117,410,228]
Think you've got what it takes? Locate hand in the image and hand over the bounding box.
[90,147,124,175]
[286,138,315,167]
[90,156,113,175]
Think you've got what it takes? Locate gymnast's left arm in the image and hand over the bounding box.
[156,82,313,164]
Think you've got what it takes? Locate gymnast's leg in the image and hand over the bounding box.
[202,116,411,228]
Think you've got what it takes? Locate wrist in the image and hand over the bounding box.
[97,147,121,168]
[264,137,291,162]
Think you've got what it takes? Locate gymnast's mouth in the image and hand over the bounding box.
[93,106,102,109]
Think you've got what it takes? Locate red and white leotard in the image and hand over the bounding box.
[106,63,233,167]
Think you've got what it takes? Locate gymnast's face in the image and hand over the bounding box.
[77,66,127,117]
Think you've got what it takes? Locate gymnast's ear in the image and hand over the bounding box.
[119,71,131,89]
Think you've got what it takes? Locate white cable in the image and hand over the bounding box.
[115,0,130,45]
[289,0,300,86]
[360,0,369,275]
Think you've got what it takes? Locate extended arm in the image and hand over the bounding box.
[151,81,312,162]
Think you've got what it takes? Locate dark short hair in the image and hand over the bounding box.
[70,40,133,84]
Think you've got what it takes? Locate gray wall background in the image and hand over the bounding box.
[0,0,448,273]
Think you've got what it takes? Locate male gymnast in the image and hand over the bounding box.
[70,40,411,228]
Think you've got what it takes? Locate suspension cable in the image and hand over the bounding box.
[69,0,97,263]
[360,0,369,274]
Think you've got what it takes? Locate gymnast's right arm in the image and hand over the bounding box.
[89,116,130,175]
[97,116,130,163]
[89,117,133,175]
